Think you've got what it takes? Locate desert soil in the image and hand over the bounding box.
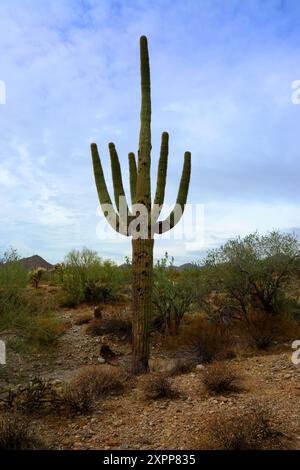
[2,304,300,450]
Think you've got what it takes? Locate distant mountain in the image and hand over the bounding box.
[176,263,195,271]
[119,263,130,269]
[19,255,53,271]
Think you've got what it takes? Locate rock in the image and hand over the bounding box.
[98,356,106,364]
[94,306,102,319]
[100,344,116,361]
[219,396,229,402]
[196,364,205,371]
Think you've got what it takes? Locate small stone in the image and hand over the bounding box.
[219,396,229,402]
[98,357,106,364]
[196,364,205,370]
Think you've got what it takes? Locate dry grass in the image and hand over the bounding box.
[167,358,195,376]
[244,311,299,350]
[197,403,286,450]
[86,317,132,341]
[202,362,241,394]
[140,373,178,400]
[74,312,92,326]
[63,365,126,413]
[166,317,234,364]
[0,413,46,449]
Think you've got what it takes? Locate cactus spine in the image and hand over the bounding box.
[91,36,191,374]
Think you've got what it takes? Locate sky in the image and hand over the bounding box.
[0,0,300,264]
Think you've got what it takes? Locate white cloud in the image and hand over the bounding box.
[0,0,300,262]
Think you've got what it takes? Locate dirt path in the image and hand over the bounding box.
[2,306,300,449]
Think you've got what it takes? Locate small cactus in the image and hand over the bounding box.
[28,267,46,289]
[94,306,102,319]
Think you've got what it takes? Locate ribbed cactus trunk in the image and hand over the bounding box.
[90,35,191,375]
[131,36,153,374]
[132,238,154,373]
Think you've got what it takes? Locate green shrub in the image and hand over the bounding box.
[153,253,200,333]
[25,313,66,347]
[0,249,27,316]
[61,248,126,307]
[0,250,66,351]
[199,231,300,324]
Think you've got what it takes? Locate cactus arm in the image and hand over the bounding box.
[108,142,132,217]
[136,35,151,213]
[91,143,129,236]
[91,143,114,207]
[154,151,191,234]
[151,132,169,222]
[128,152,137,205]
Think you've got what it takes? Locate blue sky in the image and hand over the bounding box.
[0,0,300,264]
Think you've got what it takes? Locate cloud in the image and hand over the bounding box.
[0,0,299,263]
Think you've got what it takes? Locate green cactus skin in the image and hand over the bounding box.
[91,36,191,374]
[128,152,137,205]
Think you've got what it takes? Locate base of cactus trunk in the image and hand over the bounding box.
[131,237,154,375]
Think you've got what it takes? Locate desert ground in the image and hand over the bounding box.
[1,286,300,450]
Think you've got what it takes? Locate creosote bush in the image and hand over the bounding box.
[140,373,178,400]
[201,403,285,450]
[64,365,126,413]
[0,413,46,450]
[202,362,241,394]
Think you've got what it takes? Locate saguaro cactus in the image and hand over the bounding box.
[91,36,191,374]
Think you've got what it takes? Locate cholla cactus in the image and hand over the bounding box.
[29,267,46,289]
[91,36,191,374]
[53,263,65,283]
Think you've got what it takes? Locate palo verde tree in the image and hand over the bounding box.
[201,231,300,323]
[91,36,191,374]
